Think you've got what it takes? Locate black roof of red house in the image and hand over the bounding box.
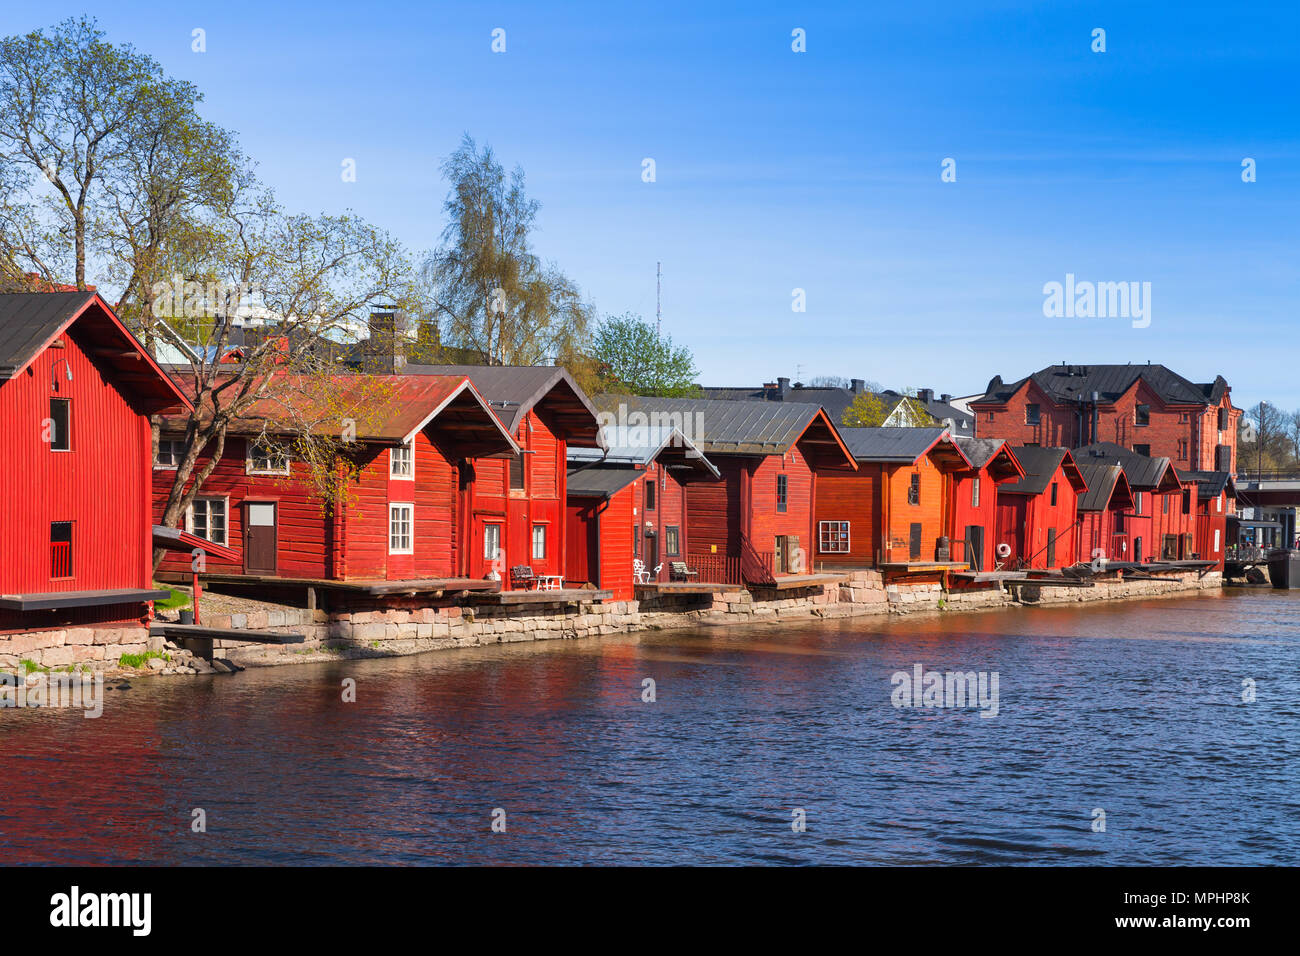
[594,394,856,468]
[1074,442,1182,491]
[975,364,1230,407]
[1076,462,1134,512]
[0,291,190,413]
[1180,470,1237,500]
[837,426,970,468]
[1000,446,1088,496]
[407,364,603,447]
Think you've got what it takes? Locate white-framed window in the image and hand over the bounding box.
[971,477,981,508]
[532,523,547,560]
[1217,495,1223,513]
[156,437,184,469]
[390,441,414,479]
[389,503,413,554]
[819,520,851,553]
[1213,529,1221,552]
[247,442,291,476]
[188,497,228,546]
[484,523,502,561]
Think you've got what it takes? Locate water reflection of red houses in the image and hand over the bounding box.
[0,292,191,634]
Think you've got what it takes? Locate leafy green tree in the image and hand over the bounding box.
[591,312,699,397]
[842,392,888,427]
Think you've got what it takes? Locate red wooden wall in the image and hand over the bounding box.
[1,323,155,632]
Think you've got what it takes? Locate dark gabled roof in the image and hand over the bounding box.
[0,291,191,412]
[1181,470,1236,500]
[565,464,644,499]
[1000,446,1088,496]
[697,384,859,423]
[406,364,602,447]
[1073,442,1180,491]
[975,364,1229,408]
[1076,463,1133,512]
[568,424,720,478]
[954,436,1025,482]
[592,395,855,468]
[837,427,970,470]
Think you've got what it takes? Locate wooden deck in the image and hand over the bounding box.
[464,588,614,606]
[162,572,501,598]
[754,572,849,590]
[879,561,970,572]
[635,581,745,595]
[0,588,171,611]
[951,570,1029,583]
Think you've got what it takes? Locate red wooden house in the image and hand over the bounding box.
[1074,443,1183,563]
[950,437,1026,572]
[564,425,720,599]
[0,292,191,635]
[1184,471,1235,569]
[814,428,971,575]
[153,374,519,588]
[994,447,1088,569]
[595,396,856,585]
[1074,462,1135,565]
[407,365,603,586]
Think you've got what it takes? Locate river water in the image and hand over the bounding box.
[2,588,1297,865]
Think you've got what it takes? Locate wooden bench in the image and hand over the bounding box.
[669,561,698,581]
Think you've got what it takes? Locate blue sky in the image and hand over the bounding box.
[3,1,1297,410]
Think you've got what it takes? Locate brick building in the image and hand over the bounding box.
[971,364,1241,475]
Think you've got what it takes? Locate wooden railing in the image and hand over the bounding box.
[740,535,776,586]
[687,553,742,585]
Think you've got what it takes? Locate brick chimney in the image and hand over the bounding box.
[917,388,934,404]
[777,376,791,400]
[366,310,407,373]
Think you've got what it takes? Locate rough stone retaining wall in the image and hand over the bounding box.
[0,625,151,671]
[0,569,1224,671]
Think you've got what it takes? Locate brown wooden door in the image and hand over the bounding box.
[909,523,922,560]
[245,502,277,574]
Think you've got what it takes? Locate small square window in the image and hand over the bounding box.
[248,442,290,475]
[908,473,920,505]
[819,521,850,553]
[776,474,788,513]
[156,437,184,468]
[1135,404,1150,426]
[390,442,414,478]
[665,526,680,556]
[532,524,547,560]
[1025,404,1040,425]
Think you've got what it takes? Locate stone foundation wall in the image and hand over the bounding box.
[0,569,1227,672]
[0,625,151,671]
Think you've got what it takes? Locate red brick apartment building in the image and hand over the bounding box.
[971,364,1241,474]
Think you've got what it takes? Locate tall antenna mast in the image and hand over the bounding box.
[656,261,662,337]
